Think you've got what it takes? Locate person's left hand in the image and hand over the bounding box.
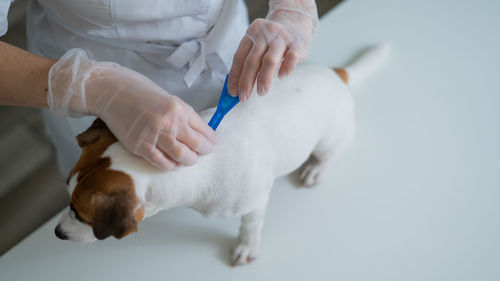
[227,2,318,101]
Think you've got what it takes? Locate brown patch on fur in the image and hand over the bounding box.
[334,68,349,84]
[69,118,144,240]
[134,206,145,223]
[90,190,138,240]
[69,118,117,181]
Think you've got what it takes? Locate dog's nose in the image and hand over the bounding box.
[55,225,68,240]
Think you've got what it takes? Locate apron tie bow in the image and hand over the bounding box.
[165,39,207,88]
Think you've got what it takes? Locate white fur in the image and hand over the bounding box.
[67,172,78,194]
[57,207,96,243]
[102,63,355,265]
[59,45,389,265]
[105,63,354,215]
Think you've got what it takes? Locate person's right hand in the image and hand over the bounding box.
[48,48,216,170]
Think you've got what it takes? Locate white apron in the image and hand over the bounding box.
[25,0,249,176]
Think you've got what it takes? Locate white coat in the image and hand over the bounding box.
[0,0,249,176]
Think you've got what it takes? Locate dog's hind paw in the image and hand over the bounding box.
[299,157,326,187]
[231,243,259,267]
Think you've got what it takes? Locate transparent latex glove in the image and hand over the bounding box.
[48,48,216,170]
[228,0,318,101]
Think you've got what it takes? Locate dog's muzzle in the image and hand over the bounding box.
[55,224,68,240]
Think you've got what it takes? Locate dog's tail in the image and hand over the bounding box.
[333,43,390,86]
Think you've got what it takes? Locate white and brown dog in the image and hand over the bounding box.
[55,45,389,266]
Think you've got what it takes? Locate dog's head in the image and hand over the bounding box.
[55,119,145,243]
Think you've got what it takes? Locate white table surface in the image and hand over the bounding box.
[1,0,499,280]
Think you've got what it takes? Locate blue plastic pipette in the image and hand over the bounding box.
[208,75,240,130]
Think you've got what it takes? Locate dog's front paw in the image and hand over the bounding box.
[231,242,260,266]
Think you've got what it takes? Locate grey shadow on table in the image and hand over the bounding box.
[93,211,236,266]
[130,219,237,266]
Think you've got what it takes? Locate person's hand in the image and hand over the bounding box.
[228,0,318,101]
[48,49,216,170]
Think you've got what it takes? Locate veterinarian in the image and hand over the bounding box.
[0,0,318,176]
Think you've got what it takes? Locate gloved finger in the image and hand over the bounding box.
[176,126,214,155]
[238,40,267,101]
[188,112,217,144]
[256,39,286,96]
[157,134,198,166]
[228,36,253,97]
[141,145,178,170]
[278,46,302,78]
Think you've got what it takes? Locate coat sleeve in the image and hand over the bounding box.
[0,0,12,37]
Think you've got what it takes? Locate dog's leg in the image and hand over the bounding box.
[231,202,268,266]
[299,153,332,187]
[299,110,355,187]
[299,139,344,187]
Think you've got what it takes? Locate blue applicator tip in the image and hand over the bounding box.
[208,75,240,131]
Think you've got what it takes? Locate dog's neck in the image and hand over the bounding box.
[102,142,214,216]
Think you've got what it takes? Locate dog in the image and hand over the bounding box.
[54,44,389,266]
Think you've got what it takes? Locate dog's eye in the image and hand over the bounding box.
[69,205,78,220]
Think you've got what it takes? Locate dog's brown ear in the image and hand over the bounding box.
[76,118,108,147]
[91,192,138,240]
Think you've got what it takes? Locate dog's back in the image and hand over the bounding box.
[193,45,390,215]
[200,63,353,178]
